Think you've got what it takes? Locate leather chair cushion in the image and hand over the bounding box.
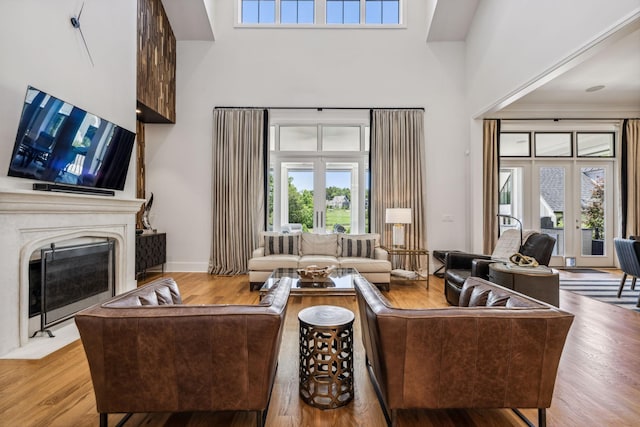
[486,290,511,307]
[104,277,182,307]
[468,286,490,306]
[520,233,556,266]
[444,269,471,286]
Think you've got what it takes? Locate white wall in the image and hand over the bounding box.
[465,0,640,252]
[145,0,469,272]
[0,0,138,197]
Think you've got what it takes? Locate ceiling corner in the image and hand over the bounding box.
[161,0,215,41]
[427,0,478,42]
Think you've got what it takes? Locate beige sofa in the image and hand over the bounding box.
[248,232,391,290]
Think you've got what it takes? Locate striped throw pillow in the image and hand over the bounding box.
[340,237,375,259]
[264,234,299,256]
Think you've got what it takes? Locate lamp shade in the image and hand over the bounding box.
[385,208,412,224]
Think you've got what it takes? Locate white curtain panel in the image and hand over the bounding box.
[370,109,427,253]
[209,108,265,275]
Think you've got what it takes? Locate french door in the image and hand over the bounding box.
[500,160,614,267]
[272,156,367,233]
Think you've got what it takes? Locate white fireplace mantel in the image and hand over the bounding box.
[0,188,144,358]
[0,188,144,214]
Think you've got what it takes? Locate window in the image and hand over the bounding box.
[534,133,572,157]
[326,0,360,24]
[239,0,402,25]
[281,0,314,24]
[499,123,618,268]
[322,126,361,150]
[268,111,370,233]
[365,0,399,24]
[280,126,317,150]
[577,133,615,157]
[242,0,275,24]
[500,132,531,157]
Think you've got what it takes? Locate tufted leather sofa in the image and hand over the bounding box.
[355,276,574,427]
[75,276,291,427]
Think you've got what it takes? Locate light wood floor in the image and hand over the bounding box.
[1,271,639,427]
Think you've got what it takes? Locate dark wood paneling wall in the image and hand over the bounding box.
[136,120,146,229]
[137,0,176,123]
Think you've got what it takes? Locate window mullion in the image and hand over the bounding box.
[275,0,281,24]
[318,0,325,24]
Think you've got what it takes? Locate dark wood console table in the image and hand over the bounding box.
[135,232,166,278]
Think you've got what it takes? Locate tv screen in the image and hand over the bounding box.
[7,86,136,191]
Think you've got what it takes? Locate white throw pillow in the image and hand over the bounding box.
[300,233,338,256]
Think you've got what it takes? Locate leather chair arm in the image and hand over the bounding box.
[445,252,491,270]
[471,258,496,280]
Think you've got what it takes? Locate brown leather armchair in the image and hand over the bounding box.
[75,276,291,427]
[444,232,556,305]
[355,276,574,427]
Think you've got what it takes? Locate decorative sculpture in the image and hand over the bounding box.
[142,192,155,232]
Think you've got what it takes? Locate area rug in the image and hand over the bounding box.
[560,278,640,312]
[556,268,608,273]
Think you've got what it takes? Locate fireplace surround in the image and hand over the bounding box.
[0,189,143,358]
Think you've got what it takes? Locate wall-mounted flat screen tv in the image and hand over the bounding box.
[7,86,136,191]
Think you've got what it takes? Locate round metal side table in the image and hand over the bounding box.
[298,305,355,409]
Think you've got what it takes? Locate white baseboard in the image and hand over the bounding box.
[162,261,210,273]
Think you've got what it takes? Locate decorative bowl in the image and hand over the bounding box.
[297,265,336,282]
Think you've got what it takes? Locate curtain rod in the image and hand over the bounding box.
[215,106,425,111]
[488,117,639,121]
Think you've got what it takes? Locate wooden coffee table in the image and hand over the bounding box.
[259,267,360,299]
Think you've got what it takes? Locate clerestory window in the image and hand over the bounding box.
[239,0,402,25]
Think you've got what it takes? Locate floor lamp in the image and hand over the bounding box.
[386,208,412,247]
[497,214,523,247]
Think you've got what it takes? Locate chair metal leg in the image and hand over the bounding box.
[631,276,637,291]
[513,408,546,427]
[617,273,627,298]
[539,408,547,427]
[100,413,107,427]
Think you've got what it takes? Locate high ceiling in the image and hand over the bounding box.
[427,1,640,116]
[501,26,640,114]
[164,0,640,116]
